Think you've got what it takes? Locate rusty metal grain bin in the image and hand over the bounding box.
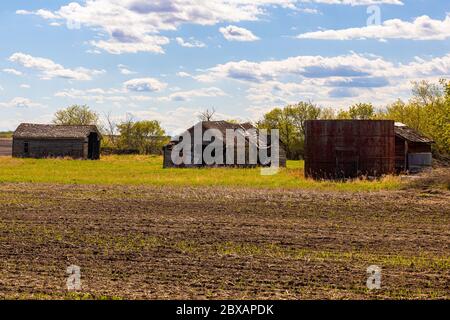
[305,120,395,179]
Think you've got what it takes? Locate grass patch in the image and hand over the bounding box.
[216,242,450,271]
[0,131,13,138]
[0,155,402,191]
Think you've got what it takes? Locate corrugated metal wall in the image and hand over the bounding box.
[305,120,395,179]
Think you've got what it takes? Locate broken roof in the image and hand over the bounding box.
[191,121,255,136]
[168,121,255,142]
[395,124,434,144]
[13,123,101,140]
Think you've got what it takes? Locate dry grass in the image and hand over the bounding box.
[403,167,450,191]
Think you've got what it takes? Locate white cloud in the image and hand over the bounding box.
[118,64,137,75]
[124,77,167,92]
[159,87,226,102]
[130,106,240,136]
[20,84,31,89]
[299,0,402,4]
[17,0,404,54]
[196,53,394,83]
[54,87,146,105]
[193,52,450,113]
[91,36,170,55]
[296,8,321,14]
[197,52,450,84]
[2,68,23,76]
[297,14,450,40]
[176,37,206,48]
[16,0,314,54]
[16,9,59,19]
[86,49,102,55]
[0,97,44,109]
[219,25,259,42]
[9,53,104,81]
[130,95,153,102]
[177,71,192,78]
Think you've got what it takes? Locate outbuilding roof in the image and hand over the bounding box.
[13,123,101,140]
[394,123,434,144]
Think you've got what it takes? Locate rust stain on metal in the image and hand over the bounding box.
[305,120,395,179]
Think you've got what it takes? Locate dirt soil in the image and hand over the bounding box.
[0,183,448,300]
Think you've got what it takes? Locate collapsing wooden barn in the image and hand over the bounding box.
[163,121,287,168]
[13,123,101,160]
[394,123,434,173]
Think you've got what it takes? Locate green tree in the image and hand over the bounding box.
[117,120,168,155]
[424,80,450,154]
[257,102,322,159]
[319,107,336,120]
[336,110,351,119]
[382,99,408,124]
[288,102,321,137]
[348,103,375,120]
[53,105,99,125]
[380,80,449,155]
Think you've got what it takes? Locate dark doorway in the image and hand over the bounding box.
[88,132,100,160]
[24,142,29,156]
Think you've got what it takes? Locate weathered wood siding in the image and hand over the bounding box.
[395,137,432,172]
[0,139,12,156]
[163,145,175,168]
[408,142,432,154]
[163,143,287,168]
[395,136,406,172]
[13,138,87,159]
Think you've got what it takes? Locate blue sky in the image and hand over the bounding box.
[0,0,449,134]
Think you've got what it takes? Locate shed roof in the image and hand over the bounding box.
[13,123,100,140]
[394,124,434,144]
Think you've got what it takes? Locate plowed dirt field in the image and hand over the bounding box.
[0,183,448,299]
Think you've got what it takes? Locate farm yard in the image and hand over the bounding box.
[0,156,448,299]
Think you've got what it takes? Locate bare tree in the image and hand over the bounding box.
[104,111,118,146]
[198,108,216,121]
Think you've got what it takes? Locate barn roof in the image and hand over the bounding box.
[169,121,254,141]
[13,123,101,140]
[394,123,434,144]
[195,121,255,136]
[165,121,287,150]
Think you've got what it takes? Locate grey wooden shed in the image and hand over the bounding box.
[13,123,101,160]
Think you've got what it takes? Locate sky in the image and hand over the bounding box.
[0,0,449,134]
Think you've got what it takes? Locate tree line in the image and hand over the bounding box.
[257,80,449,159]
[53,106,169,155]
[52,79,449,157]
